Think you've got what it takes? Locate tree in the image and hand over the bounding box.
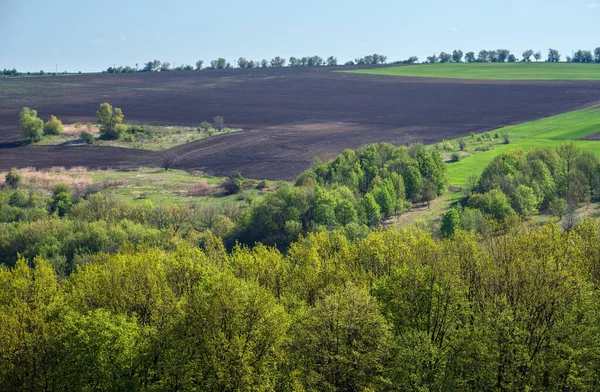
[361,193,381,226]
[440,208,460,238]
[421,179,437,208]
[595,47,600,63]
[439,52,452,63]
[96,103,125,140]
[43,115,64,135]
[326,56,337,66]
[549,197,567,220]
[270,56,286,67]
[402,56,419,64]
[237,57,249,68]
[195,60,204,70]
[477,50,489,62]
[426,53,439,64]
[511,184,538,217]
[572,49,594,63]
[534,51,542,61]
[178,273,287,391]
[210,58,228,69]
[522,49,534,62]
[497,49,511,62]
[452,49,464,63]
[160,62,171,71]
[212,116,224,131]
[260,59,268,68]
[507,54,517,62]
[19,107,44,143]
[465,52,476,63]
[290,284,392,391]
[547,48,561,62]
[50,183,72,217]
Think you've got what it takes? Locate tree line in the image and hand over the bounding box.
[102,53,389,73]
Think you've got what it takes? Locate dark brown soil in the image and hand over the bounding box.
[2,67,600,180]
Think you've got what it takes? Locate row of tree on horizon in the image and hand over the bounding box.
[3,47,600,77]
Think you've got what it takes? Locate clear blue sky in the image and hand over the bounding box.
[1,0,598,72]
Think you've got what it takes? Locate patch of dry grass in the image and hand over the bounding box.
[0,167,94,190]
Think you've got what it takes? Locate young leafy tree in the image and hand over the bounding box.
[440,208,461,238]
[522,49,534,62]
[464,51,476,63]
[547,48,561,62]
[96,102,125,140]
[452,49,464,63]
[290,284,392,391]
[19,107,44,142]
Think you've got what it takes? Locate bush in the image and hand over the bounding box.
[458,139,467,151]
[223,172,243,195]
[43,115,64,135]
[127,125,145,134]
[450,152,461,162]
[5,168,22,188]
[86,122,93,131]
[74,122,82,129]
[502,132,510,144]
[80,132,95,144]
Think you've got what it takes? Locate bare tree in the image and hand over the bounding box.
[213,116,225,131]
[162,151,178,171]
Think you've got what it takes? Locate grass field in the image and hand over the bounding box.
[442,105,600,185]
[36,125,241,151]
[0,167,284,206]
[349,63,600,80]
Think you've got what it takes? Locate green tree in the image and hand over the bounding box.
[96,102,125,140]
[290,284,392,391]
[360,193,381,226]
[440,208,461,238]
[19,107,44,142]
[511,184,539,217]
[178,273,288,391]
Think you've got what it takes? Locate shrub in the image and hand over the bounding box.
[86,122,93,131]
[80,132,95,144]
[450,152,461,162]
[43,115,64,135]
[187,180,212,196]
[458,139,467,151]
[127,125,145,134]
[502,132,510,144]
[223,172,243,195]
[5,168,22,188]
[74,122,82,129]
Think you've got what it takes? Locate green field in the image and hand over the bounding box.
[349,63,600,80]
[443,106,600,185]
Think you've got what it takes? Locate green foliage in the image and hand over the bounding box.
[468,189,515,221]
[80,131,94,144]
[19,107,44,142]
[2,218,600,390]
[96,102,125,140]
[43,115,64,135]
[5,168,22,188]
[291,284,392,391]
[440,208,461,237]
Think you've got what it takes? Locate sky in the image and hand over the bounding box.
[1,0,599,72]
